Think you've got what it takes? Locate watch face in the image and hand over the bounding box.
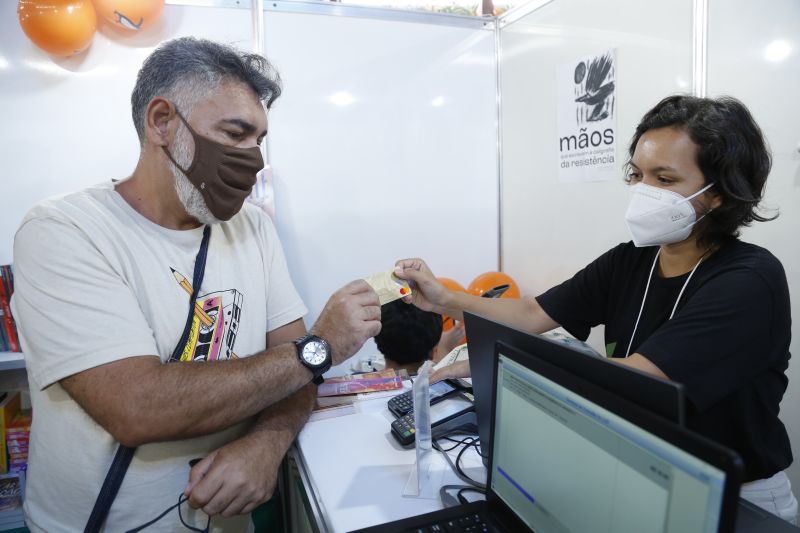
[302,341,328,366]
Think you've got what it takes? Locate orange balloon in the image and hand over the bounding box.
[437,277,466,332]
[18,0,97,57]
[467,271,521,299]
[92,0,164,31]
[438,277,466,294]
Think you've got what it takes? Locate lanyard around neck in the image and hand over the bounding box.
[624,249,705,358]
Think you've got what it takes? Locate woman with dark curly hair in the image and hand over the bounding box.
[395,95,797,524]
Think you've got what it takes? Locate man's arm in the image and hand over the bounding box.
[184,384,316,516]
[185,318,315,516]
[61,280,380,447]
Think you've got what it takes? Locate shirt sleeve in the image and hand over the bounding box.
[535,246,619,341]
[11,216,158,389]
[636,265,788,411]
[260,216,308,332]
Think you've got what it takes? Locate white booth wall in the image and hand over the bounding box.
[1,0,798,494]
[0,3,253,265]
[498,0,800,491]
[706,0,800,493]
[261,3,499,373]
[497,0,694,357]
[0,2,499,375]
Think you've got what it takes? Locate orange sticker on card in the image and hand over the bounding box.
[364,269,413,305]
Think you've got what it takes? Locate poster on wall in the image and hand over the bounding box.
[557,48,617,183]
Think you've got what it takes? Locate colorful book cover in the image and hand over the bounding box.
[0,306,7,352]
[0,270,19,353]
[0,394,21,474]
[0,473,22,512]
[5,412,30,471]
[317,376,403,397]
[323,369,399,384]
[0,266,19,352]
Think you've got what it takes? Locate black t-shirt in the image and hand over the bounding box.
[536,239,793,481]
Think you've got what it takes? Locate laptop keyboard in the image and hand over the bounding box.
[404,512,496,532]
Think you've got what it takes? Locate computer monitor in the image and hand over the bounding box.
[463,312,685,465]
[488,340,743,533]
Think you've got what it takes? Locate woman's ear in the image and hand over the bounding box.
[707,187,723,211]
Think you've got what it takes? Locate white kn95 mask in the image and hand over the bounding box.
[624,182,714,247]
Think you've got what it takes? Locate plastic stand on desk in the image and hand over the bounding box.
[402,362,443,499]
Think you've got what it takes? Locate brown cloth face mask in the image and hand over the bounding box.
[163,109,264,221]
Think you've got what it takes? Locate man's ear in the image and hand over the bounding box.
[145,98,175,147]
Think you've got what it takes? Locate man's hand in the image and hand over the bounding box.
[184,436,280,518]
[312,280,381,365]
[393,258,449,313]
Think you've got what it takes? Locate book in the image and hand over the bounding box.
[5,412,30,475]
[317,377,403,397]
[0,473,21,512]
[0,395,21,474]
[323,369,399,383]
[308,403,357,422]
[0,266,19,353]
[0,308,7,353]
[0,268,19,353]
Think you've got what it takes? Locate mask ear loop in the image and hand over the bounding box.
[625,249,660,357]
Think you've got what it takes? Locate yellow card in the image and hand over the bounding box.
[364,269,412,305]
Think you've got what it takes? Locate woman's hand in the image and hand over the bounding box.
[394,258,449,313]
[430,360,471,384]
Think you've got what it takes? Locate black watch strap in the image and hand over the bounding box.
[294,334,332,383]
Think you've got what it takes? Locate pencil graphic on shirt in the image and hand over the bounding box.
[171,268,213,327]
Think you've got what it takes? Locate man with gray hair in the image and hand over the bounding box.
[11,37,381,531]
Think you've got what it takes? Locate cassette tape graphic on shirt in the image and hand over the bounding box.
[171,268,243,362]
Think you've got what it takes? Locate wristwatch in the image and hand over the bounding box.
[293,334,332,385]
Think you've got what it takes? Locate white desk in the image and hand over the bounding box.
[287,387,485,532]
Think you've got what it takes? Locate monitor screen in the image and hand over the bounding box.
[463,312,685,468]
[491,351,727,533]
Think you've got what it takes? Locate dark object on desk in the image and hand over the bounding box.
[354,339,745,533]
[463,312,686,468]
[390,393,476,447]
[388,379,459,418]
[480,284,509,299]
[736,498,800,532]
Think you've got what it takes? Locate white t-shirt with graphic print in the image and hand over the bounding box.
[11,181,307,532]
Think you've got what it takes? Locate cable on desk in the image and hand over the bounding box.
[442,434,487,459]
[438,435,476,452]
[439,484,465,508]
[455,439,484,488]
[433,436,486,490]
[457,487,485,505]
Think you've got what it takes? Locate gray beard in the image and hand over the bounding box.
[169,128,221,226]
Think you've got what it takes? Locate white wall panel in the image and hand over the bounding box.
[497,0,693,350]
[707,0,800,493]
[0,3,253,265]
[263,7,499,371]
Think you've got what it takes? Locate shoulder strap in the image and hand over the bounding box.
[85,225,211,533]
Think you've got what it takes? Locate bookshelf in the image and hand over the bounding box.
[0,353,23,372]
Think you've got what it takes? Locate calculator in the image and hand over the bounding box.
[387,379,458,418]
